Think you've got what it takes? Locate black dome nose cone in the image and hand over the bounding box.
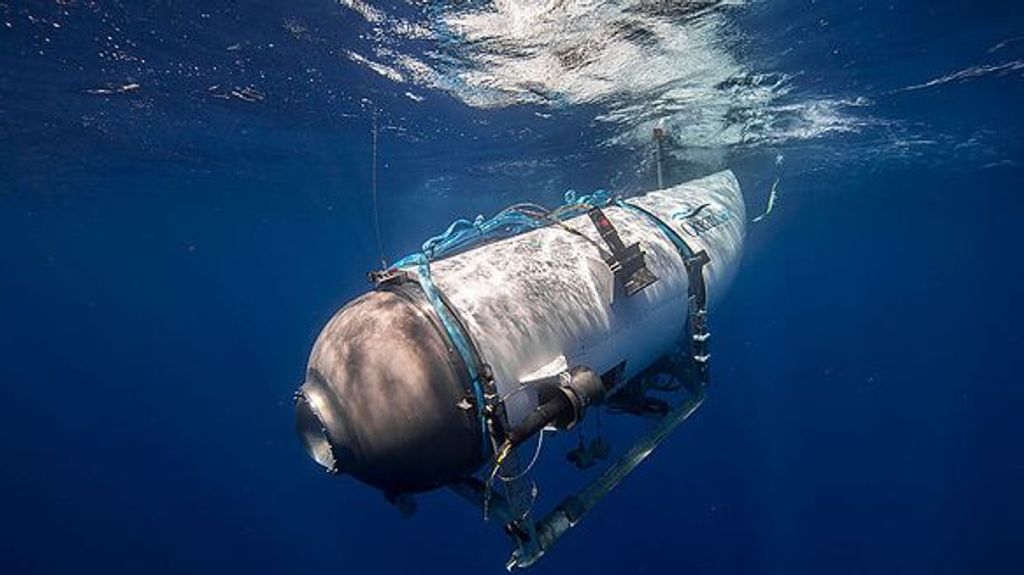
[294,288,485,492]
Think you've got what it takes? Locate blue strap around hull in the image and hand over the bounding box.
[616,200,695,259]
[403,253,491,458]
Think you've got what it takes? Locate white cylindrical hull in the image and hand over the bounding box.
[424,171,745,426]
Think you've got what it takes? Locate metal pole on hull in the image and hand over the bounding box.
[653,126,667,190]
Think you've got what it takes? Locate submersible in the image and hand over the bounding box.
[295,170,745,567]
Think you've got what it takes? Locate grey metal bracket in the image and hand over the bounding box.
[448,377,706,570]
[505,382,705,569]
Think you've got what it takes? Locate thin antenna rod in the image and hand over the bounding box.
[371,109,387,269]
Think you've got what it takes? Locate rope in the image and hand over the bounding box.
[483,440,514,520]
[370,109,386,269]
[498,431,546,483]
[392,188,616,268]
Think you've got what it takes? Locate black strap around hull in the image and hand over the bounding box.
[617,201,713,387]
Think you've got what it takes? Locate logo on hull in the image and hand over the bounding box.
[671,202,731,237]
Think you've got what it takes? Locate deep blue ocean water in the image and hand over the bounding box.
[2,1,1022,573]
